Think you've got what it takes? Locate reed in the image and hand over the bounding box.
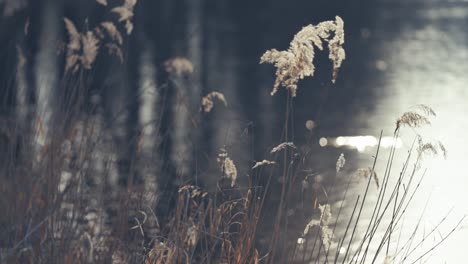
[0,4,462,263]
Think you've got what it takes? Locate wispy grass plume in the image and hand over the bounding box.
[260,16,345,97]
[201,91,227,113]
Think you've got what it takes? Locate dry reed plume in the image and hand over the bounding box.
[164,57,194,77]
[252,160,276,169]
[217,148,238,187]
[336,153,345,173]
[302,204,333,251]
[395,104,436,132]
[111,0,138,34]
[270,142,297,153]
[201,91,227,113]
[260,16,345,97]
[64,0,135,73]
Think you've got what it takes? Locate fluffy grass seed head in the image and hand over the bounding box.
[164,57,194,77]
[260,16,345,97]
[64,18,81,73]
[64,19,107,72]
[417,135,447,159]
[252,160,276,169]
[101,22,123,45]
[81,31,100,70]
[412,104,436,117]
[302,204,333,250]
[396,104,435,132]
[336,153,345,173]
[201,91,228,113]
[270,142,297,154]
[96,0,107,6]
[111,0,138,34]
[217,148,237,187]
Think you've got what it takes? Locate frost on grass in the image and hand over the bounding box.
[270,142,297,154]
[260,16,345,97]
[217,148,238,187]
[252,160,276,169]
[201,91,227,113]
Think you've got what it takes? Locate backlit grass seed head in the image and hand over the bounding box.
[201,91,227,113]
[96,0,107,6]
[336,153,345,173]
[396,105,435,132]
[164,57,194,77]
[417,136,447,159]
[412,104,436,117]
[101,22,123,45]
[270,142,297,153]
[64,18,125,73]
[64,18,81,73]
[111,0,138,34]
[81,31,100,70]
[217,149,237,187]
[318,204,332,225]
[396,112,431,131]
[438,141,447,159]
[260,16,345,97]
[302,204,333,251]
[252,160,276,169]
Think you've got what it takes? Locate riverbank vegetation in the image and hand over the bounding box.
[0,1,462,263]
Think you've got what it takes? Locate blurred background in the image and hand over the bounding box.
[1,0,467,263]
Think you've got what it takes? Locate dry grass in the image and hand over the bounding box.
[0,7,462,264]
[63,2,129,73]
[260,16,345,97]
[201,91,227,113]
